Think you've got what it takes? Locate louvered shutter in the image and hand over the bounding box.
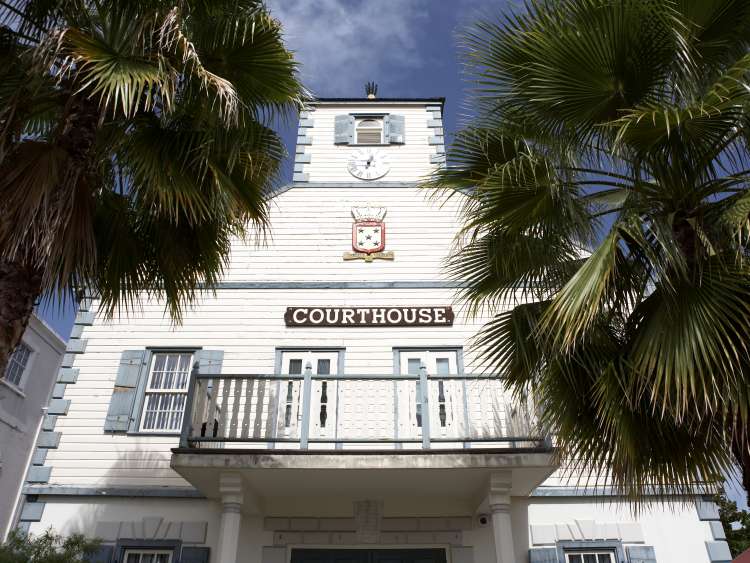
[334,114,354,144]
[387,114,405,144]
[194,350,224,438]
[180,547,210,563]
[104,350,146,432]
[627,546,657,563]
[529,548,559,563]
[195,350,224,374]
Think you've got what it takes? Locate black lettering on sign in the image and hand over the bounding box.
[284,307,454,327]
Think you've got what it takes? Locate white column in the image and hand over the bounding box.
[216,472,243,563]
[488,471,515,563]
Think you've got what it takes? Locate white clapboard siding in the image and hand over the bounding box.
[222,187,462,282]
[44,181,524,487]
[48,291,511,486]
[300,104,439,183]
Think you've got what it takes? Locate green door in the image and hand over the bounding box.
[290,549,447,563]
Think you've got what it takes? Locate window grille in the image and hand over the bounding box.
[124,550,173,563]
[5,342,31,387]
[566,552,615,563]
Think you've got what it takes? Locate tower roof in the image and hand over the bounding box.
[312,97,445,105]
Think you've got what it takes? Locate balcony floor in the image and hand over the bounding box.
[170,447,556,517]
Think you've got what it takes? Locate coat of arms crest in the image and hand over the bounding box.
[343,205,395,262]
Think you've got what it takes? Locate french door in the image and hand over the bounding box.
[397,349,462,442]
[278,351,339,442]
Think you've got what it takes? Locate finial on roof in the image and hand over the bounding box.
[365,81,378,99]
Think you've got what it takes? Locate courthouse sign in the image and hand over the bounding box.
[285,306,454,327]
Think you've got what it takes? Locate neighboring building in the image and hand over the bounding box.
[12,95,732,563]
[1,314,65,539]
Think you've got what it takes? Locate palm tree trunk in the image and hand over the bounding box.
[0,85,100,377]
[0,259,43,377]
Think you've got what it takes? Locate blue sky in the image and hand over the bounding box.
[267,0,517,178]
[40,0,516,338]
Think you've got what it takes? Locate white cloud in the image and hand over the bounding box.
[266,0,430,97]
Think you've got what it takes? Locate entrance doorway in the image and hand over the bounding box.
[290,549,447,563]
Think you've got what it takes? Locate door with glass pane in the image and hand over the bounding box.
[397,350,461,442]
[278,351,339,442]
[307,352,339,441]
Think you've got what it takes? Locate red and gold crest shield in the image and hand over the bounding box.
[352,221,385,254]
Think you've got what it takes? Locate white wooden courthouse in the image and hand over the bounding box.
[14,95,732,563]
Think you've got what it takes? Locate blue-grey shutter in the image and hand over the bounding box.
[195,350,224,374]
[627,546,657,563]
[334,114,354,144]
[387,114,405,144]
[529,548,559,563]
[103,350,146,432]
[87,545,114,563]
[193,350,223,439]
[180,547,210,563]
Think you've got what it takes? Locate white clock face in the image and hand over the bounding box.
[347,148,390,180]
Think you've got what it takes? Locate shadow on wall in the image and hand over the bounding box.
[30,448,220,555]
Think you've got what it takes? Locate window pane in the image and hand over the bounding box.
[407,359,421,375]
[142,391,186,432]
[125,552,173,563]
[568,556,582,563]
[598,555,612,563]
[178,353,192,373]
[356,119,382,144]
[5,342,31,386]
[316,359,331,375]
[165,353,179,374]
[149,354,185,388]
[153,354,166,372]
[583,555,597,563]
[435,358,450,375]
[288,359,303,375]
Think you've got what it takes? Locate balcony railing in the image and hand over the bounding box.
[178,366,548,451]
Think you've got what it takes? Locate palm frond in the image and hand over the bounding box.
[425,0,750,503]
[0,0,304,327]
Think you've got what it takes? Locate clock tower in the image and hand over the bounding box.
[292,92,446,185]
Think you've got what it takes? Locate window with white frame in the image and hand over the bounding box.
[139,352,192,432]
[355,117,383,144]
[565,551,616,563]
[4,342,32,387]
[123,549,174,563]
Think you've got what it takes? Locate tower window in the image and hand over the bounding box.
[356,118,383,144]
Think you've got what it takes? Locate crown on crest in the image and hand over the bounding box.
[352,205,387,222]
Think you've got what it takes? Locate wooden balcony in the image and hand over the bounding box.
[176,367,550,452]
[170,367,555,513]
